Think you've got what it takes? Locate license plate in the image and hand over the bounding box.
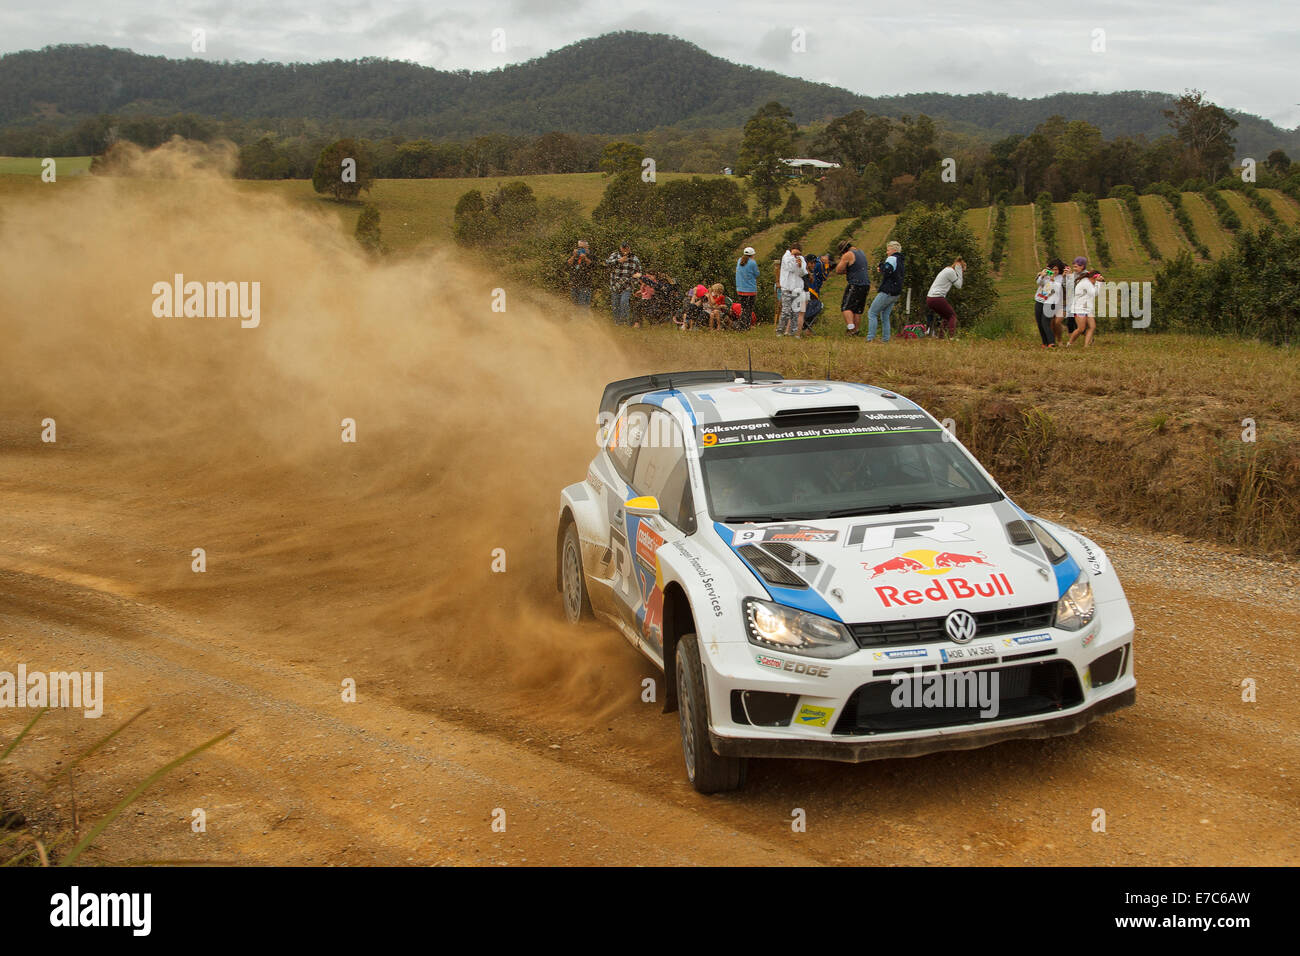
[940,642,997,663]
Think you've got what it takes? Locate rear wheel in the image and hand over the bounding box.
[561,522,592,623]
[675,633,747,793]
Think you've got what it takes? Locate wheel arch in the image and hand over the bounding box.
[660,580,696,714]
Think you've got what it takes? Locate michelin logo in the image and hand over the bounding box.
[1002,633,1051,647]
[873,648,929,660]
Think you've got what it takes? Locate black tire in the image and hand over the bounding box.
[675,633,748,793]
[560,522,592,624]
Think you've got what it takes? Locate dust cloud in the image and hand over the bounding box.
[0,139,644,708]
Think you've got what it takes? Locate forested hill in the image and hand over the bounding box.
[2,33,1296,155]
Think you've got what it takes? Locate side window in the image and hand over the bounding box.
[606,405,648,484]
[633,411,695,531]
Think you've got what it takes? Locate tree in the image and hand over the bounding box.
[1266,149,1291,176]
[354,204,383,254]
[815,167,864,215]
[311,138,373,201]
[1057,120,1103,194]
[739,101,797,218]
[779,190,803,222]
[893,114,940,179]
[1163,89,1238,181]
[881,203,996,328]
[600,141,644,177]
[814,110,893,172]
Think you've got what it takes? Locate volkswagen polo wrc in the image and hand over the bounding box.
[557,370,1135,792]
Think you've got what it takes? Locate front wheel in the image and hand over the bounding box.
[675,633,747,793]
[561,522,592,624]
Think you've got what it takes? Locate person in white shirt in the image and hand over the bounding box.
[925,257,965,338]
[1034,257,1065,347]
[777,242,808,336]
[1067,270,1102,346]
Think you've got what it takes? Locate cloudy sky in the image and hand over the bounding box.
[2,1,1297,127]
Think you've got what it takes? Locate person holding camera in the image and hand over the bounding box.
[566,240,593,308]
[605,241,642,326]
[1035,258,1065,347]
[1067,269,1102,347]
[777,241,809,336]
[925,256,965,338]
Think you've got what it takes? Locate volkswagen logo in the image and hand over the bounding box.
[945,609,978,644]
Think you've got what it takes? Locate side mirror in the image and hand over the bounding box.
[625,495,660,517]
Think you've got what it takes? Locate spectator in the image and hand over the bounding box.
[807,252,829,296]
[1035,258,1065,348]
[677,284,710,331]
[651,273,679,324]
[708,283,732,331]
[633,271,657,325]
[605,241,642,326]
[729,301,745,330]
[925,256,965,338]
[833,239,872,335]
[1062,256,1087,339]
[866,240,905,343]
[1067,269,1101,347]
[566,240,594,308]
[778,241,808,336]
[735,246,760,328]
[770,259,782,328]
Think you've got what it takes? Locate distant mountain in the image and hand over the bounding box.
[2,33,1296,156]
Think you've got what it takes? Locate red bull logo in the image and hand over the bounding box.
[875,574,1016,608]
[863,548,992,579]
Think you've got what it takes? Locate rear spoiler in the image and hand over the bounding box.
[599,369,783,418]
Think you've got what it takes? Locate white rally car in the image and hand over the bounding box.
[557,370,1135,792]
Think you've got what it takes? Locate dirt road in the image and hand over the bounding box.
[2,455,1296,865]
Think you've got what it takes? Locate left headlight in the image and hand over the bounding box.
[743,598,858,659]
[1054,571,1096,631]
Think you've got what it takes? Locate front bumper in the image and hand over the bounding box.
[702,595,1136,762]
[711,685,1134,763]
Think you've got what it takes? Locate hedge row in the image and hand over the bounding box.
[1071,192,1111,268]
[1034,192,1060,261]
[1145,182,1211,259]
[1110,184,1162,261]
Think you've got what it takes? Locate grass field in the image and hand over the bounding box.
[1005,202,1038,275]
[0,155,93,175]
[1220,189,1267,232]
[1183,191,1233,258]
[1138,194,1191,260]
[964,205,993,255]
[1261,188,1300,225]
[801,216,854,256]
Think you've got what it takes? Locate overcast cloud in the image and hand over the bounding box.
[1,0,1296,127]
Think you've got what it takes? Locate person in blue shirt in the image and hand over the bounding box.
[734,246,760,329]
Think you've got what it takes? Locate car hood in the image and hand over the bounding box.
[714,500,1075,624]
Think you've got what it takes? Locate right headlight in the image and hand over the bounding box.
[1054,571,1096,631]
[742,598,858,659]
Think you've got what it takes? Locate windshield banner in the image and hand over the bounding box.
[699,410,940,449]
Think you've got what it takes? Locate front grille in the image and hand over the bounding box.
[849,602,1056,647]
[833,659,1084,735]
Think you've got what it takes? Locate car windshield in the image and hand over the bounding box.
[698,411,1001,522]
